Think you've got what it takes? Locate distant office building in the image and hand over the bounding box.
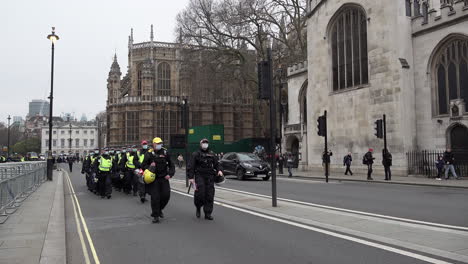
[28,99,50,116]
[13,116,23,123]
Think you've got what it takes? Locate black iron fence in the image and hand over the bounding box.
[407,150,468,178]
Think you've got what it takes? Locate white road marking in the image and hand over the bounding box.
[174,179,468,232]
[65,171,101,264]
[64,171,91,264]
[171,189,453,264]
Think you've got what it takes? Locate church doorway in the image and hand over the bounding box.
[450,125,468,150]
[286,135,300,168]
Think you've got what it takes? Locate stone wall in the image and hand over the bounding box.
[306,0,416,172]
[412,1,468,150]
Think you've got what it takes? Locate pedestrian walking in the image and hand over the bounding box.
[141,137,175,223]
[286,153,294,177]
[363,149,375,180]
[188,138,223,221]
[93,148,113,199]
[278,153,284,174]
[68,156,74,172]
[435,155,444,180]
[443,148,459,180]
[177,153,184,168]
[343,152,353,175]
[382,149,392,181]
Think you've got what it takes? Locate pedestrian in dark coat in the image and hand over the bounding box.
[382,149,392,181]
[435,156,444,180]
[343,152,353,175]
[363,149,375,180]
[68,157,74,172]
[443,149,459,179]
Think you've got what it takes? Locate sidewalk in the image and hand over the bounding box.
[0,171,66,264]
[277,169,468,188]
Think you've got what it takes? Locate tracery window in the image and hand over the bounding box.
[158,62,171,96]
[434,38,468,115]
[137,63,142,96]
[330,6,368,91]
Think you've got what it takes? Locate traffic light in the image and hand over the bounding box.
[317,115,326,137]
[374,119,383,139]
[258,60,271,100]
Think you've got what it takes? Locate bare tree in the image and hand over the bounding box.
[176,0,307,64]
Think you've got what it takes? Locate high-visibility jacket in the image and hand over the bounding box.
[99,157,112,172]
[126,155,136,169]
[138,152,145,164]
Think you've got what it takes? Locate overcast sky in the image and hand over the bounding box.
[0,0,189,125]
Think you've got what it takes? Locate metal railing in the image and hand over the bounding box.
[406,150,468,178]
[0,162,47,223]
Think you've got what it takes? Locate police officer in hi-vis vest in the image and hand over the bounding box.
[93,148,113,199]
[121,146,141,195]
[137,140,151,203]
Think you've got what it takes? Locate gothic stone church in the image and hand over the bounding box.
[284,0,468,173]
[106,27,264,147]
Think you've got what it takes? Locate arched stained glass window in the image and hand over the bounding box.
[433,38,468,115]
[330,6,368,91]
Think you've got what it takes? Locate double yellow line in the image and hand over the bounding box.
[64,171,100,264]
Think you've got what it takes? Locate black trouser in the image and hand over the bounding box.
[384,166,392,180]
[111,171,122,190]
[123,170,134,193]
[146,177,171,217]
[194,174,215,215]
[97,171,112,197]
[85,172,94,191]
[367,164,373,179]
[345,165,353,175]
[278,162,283,174]
[69,163,73,172]
[131,173,144,196]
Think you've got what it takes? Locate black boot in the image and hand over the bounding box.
[152,217,160,223]
[196,208,201,218]
[204,215,214,221]
[159,212,164,218]
[140,197,146,203]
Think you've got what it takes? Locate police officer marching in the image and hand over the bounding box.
[88,148,101,194]
[137,140,152,203]
[92,148,113,199]
[188,138,224,221]
[120,146,141,195]
[141,137,175,223]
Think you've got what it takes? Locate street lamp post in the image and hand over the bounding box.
[181,98,189,187]
[46,27,59,181]
[69,123,72,154]
[7,115,11,159]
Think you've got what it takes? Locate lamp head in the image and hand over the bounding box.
[47,27,59,44]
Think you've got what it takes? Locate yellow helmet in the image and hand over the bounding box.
[152,137,163,144]
[143,169,156,184]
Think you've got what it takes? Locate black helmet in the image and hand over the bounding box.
[214,174,225,185]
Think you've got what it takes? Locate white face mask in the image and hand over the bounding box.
[94,151,99,154]
[201,143,209,150]
[155,144,163,150]
[143,145,148,149]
